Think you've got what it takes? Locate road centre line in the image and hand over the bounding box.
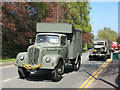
[0,65,14,68]
[80,60,108,88]
[85,59,112,88]
[79,58,112,89]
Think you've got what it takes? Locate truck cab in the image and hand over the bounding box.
[89,39,111,60]
[28,33,68,69]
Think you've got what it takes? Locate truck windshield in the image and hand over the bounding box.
[37,35,59,44]
[94,42,104,45]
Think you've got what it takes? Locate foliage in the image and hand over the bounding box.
[64,2,92,33]
[48,2,92,46]
[0,58,16,62]
[83,32,93,44]
[41,2,92,32]
[2,2,46,58]
[41,2,59,22]
[87,42,91,49]
[97,27,118,42]
[2,2,92,58]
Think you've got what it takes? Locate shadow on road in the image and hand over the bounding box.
[89,57,106,61]
[82,60,119,89]
[82,68,97,80]
[21,70,52,82]
[89,55,111,61]
[82,68,118,89]
[20,65,74,82]
[64,65,74,73]
[115,72,120,90]
[98,78,118,90]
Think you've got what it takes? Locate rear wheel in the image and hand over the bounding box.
[107,51,111,59]
[89,56,93,61]
[73,56,81,71]
[103,55,107,61]
[52,61,63,82]
[18,67,30,79]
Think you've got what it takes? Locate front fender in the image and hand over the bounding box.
[41,54,63,69]
[15,52,28,67]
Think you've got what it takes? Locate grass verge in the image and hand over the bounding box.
[0,58,16,62]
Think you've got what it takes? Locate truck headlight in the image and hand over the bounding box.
[45,57,51,63]
[20,56,24,60]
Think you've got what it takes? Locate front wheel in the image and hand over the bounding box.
[51,61,63,82]
[18,67,30,79]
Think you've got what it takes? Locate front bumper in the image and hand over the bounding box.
[23,62,43,70]
[15,62,55,70]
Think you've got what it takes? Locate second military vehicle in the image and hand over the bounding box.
[15,23,83,82]
[89,39,111,60]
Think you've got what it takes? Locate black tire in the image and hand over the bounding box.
[52,61,63,82]
[61,63,64,75]
[18,67,30,79]
[89,56,93,61]
[107,51,111,59]
[103,55,107,61]
[73,56,81,71]
[107,55,111,59]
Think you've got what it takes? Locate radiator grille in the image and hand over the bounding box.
[29,47,39,65]
[93,48,101,54]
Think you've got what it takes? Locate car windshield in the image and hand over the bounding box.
[37,35,59,44]
[94,42,104,45]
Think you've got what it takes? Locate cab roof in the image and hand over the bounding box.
[36,22,82,33]
[36,33,67,37]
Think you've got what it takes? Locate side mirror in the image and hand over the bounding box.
[29,39,33,44]
[67,40,70,45]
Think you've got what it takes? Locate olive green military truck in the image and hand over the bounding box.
[15,23,83,82]
[89,39,112,60]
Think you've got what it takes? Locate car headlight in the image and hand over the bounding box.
[45,57,51,63]
[20,56,24,60]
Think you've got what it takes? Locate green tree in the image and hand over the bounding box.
[62,2,92,48]
[97,27,118,41]
[2,2,47,58]
[2,2,92,58]
[63,2,92,33]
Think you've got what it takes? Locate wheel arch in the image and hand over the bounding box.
[42,54,64,68]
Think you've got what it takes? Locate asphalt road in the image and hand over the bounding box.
[89,60,119,89]
[1,51,107,88]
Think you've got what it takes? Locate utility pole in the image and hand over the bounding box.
[57,3,60,23]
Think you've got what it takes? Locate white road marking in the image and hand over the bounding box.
[3,79,11,83]
[2,77,17,83]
